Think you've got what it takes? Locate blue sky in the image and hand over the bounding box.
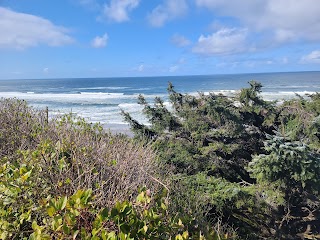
[0,0,320,79]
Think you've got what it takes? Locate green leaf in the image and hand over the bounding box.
[29,233,36,240]
[110,207,119,218]
[182,231,189,239]
[58,196,68,210]
[111,160,117,166]
[63,223,70,234]
[92,227,101,237]
[72,230,79,239]
[136,192,145,203]
[120,223,130,233]
[81,189,92,205]
[47,206,57,217]
[107,232,116,240]
[143,225,148,233]
[160,202,167,210]
[31,221,39,230]
[175,234,183,240]
[21,170,32,182]
[100,207,109,220]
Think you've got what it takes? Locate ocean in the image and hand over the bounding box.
[0,71,319,132]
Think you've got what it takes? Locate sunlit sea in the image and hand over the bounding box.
[0,71,319,132]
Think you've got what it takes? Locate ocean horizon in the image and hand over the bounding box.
[1,71,319,132]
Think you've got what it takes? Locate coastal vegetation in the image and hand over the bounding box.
[123,81,320,239]
[0,98,224,239]
[0,81,319,239]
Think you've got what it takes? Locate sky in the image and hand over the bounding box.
[0,0,320,79]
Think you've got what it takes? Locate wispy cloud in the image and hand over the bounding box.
[195,0,320,43]
[132,64,144,72]
[138,64,144,72]
[171,34,191,47]
[300,50,320,64]
[91,33,109,48]
[0,7,73,50]
[193,28,248,56]
[169,65,179,73]
[102,0,140,22]
[147,0,188,27]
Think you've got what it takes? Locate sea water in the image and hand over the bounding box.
[0,71,319,132]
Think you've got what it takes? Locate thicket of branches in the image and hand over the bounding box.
[0,98,230,239]
[0,98,162,207]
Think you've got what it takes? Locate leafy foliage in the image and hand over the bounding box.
[0,98,230,240]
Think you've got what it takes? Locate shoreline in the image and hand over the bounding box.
[103,123,134,137]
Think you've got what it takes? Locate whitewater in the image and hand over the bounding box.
[0,71,319,132]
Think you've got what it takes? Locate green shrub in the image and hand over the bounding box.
[123,82,320,239]
[0,98,232,239]
[0,98,164,208]
[0,98,47,161]
[249,133,320,193]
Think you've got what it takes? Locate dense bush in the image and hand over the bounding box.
[248,133,320,239]
[0,98,47,160]
[0,98,229,239]
[123,81,320,239]
[0,98,162,207]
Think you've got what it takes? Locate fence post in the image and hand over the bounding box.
[46,106,49,125]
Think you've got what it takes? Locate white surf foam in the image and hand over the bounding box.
[1,89,318,129]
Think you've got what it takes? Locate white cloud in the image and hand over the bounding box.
[138,64,144,72]
[301,50,320,64]
[102,0,140,22]
[193,28,248,56]
[169,65,179,73]
[132,64,145,72]
[195,0,320,42]
[43,67,49,73]
[216,58,280,69]
[91,33,109,48]
[147,0,188,27]
[274,29,296,43]
[0,7,73,50]
[171,34,191,47]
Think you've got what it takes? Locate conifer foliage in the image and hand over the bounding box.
[123,81,320,239]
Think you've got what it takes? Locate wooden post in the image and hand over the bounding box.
[46,106,49,124]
